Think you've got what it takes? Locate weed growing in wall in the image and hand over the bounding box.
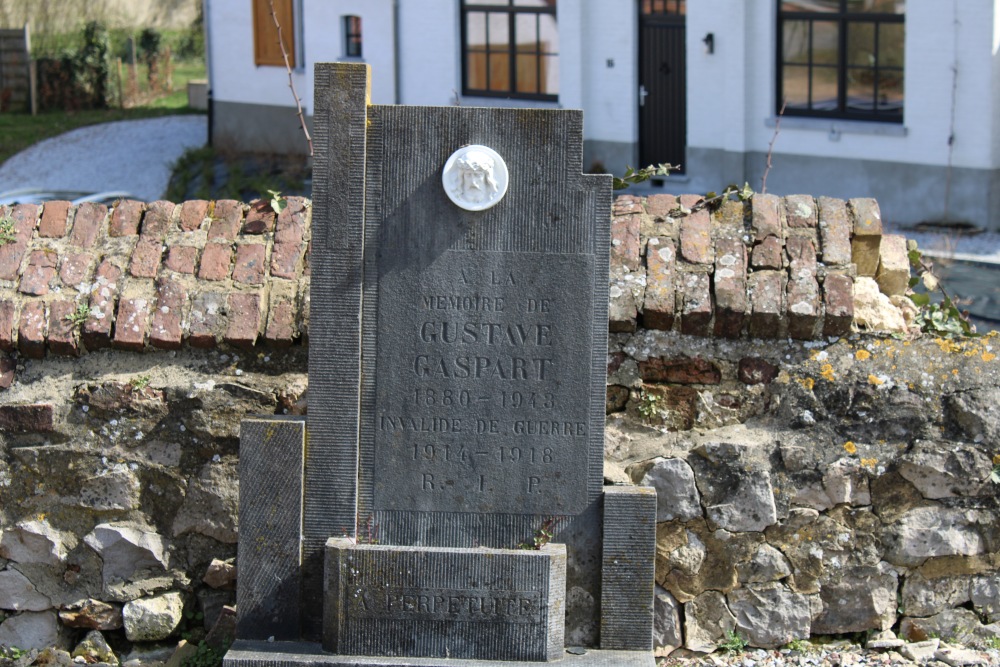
[0,217,15,245]
[517,517,556,550]
[181,641,226,667]
[636,390,661,422]
[64,303,96,328]
[906,241,978,339]
[612,163,678,190]
[719,630,749,654]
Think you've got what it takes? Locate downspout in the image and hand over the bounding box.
[393,0,401,104]
[203,0,214,146]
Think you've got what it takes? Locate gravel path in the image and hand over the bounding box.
[0,115,207,202]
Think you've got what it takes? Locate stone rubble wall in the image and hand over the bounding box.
[0,196,997,658]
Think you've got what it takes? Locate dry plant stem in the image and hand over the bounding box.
[268,0,314,157]
[915,255,971,325]
[761,100,787,194]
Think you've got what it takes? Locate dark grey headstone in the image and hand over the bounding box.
[323,539,565,661]
[236,417,305,641]
[307,61,613,643]
[600,487,657,650]
[357,82,611,555]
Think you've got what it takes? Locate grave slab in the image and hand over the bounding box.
[324,540,565,661]
[224,641,655,667]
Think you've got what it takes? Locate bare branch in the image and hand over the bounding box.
[268,0,313,157]
[761,100,786,194]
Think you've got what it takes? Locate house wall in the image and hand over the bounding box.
[208,0,1000,229]
[681,0,1000,229]
[209,0,639,171]
[209,0,396,154]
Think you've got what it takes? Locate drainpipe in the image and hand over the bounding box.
[393,0,401,103]
[203,0,214,146]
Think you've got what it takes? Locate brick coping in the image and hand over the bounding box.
[0,194,903,365]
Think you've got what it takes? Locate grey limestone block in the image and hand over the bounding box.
[236,417,305,641]
[600,486,656,651]
[323,538,565,662]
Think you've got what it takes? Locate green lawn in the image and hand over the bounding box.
[0,59,206,166]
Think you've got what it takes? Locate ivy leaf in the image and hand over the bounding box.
[909,293,931,307]
[267,189,287,214]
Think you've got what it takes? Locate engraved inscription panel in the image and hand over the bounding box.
[324,539,565,661]
[374,250,594,515]
[347,588,542,623]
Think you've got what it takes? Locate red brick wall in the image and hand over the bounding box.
[0,193,898,377]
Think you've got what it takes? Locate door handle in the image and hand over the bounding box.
[639,84,649,107]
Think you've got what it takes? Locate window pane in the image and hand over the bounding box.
[516,14,538,52]
[344,16,362,57]
[782,65,811,109]
[540,54,558,95]
[538,14,558,54]
[846,68,875,111]
[642,0,684,14]
[812,66,839,109]
[846,0,904,14]
[877,71,903,111]
[467,51,487,90]
[466,0,506,5]
[466,12,486,49]
[878,23,904,67]
[514,0,554,6]
[846,21,875,66]
[488,12,510,51]
[812,21,838,65]
[782,20,810,64]
[488,53,510,91]
[515,54,538,93]
[782,1,837,12]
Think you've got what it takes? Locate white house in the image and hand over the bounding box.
[205,0,1000,230]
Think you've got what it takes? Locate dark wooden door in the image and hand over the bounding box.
[639,1,686,172]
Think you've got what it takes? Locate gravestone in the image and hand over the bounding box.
[224,63,656,666]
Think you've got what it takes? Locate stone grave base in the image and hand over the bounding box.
[224,642,655,667]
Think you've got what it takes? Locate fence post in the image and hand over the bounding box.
[116,57,124,108]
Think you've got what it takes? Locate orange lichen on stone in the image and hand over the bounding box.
[844,441,857,455]
[820,363,835,382]
[798,377,815,391]
[983,352,996,362]
[856,349,871,361]
[868,374,884,385]
[933,338,963,354]
[860,458,877,468]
